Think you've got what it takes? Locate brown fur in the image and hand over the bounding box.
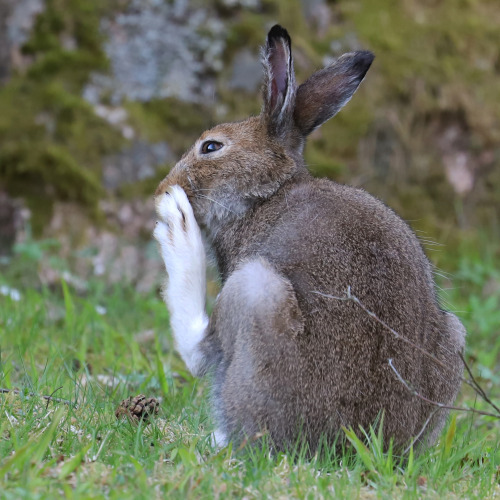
[155,25,465,453]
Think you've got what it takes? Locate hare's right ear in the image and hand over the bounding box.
[294,51,374,137]
[261,25,296,138]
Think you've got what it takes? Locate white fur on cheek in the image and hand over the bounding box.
[153,185,208,375]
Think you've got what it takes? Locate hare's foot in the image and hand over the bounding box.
[153,185,208,375]
[211,258,304,447]
[210,429,228,450]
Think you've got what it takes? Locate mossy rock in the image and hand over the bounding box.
[125,99,211,153]
[0,0,124,234]
[1,0,499,245]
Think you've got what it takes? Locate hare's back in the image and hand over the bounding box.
[251,178,449,444]
[261,178,439,335]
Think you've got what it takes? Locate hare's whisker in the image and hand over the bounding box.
[198,194,237,215]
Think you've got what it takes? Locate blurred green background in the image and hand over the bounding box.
[0,0,499,289]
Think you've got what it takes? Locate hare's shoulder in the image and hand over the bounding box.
[285,178,412,238]
[262,178,433,305]
[262,178,429,277]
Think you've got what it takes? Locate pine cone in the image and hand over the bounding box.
[115,394,159,424]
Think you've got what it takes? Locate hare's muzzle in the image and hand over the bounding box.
[154,168,193,200]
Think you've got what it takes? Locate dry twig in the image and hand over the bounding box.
[403,408,440,455]
[312,287,500,420]
[312,288,455,373]
[388,359,499,419]
[458,351,500,415]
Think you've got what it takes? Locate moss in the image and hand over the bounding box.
[23,0,111,61]
[125,99,214,155]
[310,0,500,233]
[337,0,500,142]
[0,142,104,234]
[275,0,307,35]
[2,0,499,242]
[27,49,107,89]
[324,99,374,157]
[120,97,222,200]
[117,174,168,201]
[21,2,65,54]
[225,13,272,56]
[304,147,346,179]
[0,76,123,231]
[0,0,124,234]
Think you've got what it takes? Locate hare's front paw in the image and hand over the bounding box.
[153,186,208,374]
[154,185,206,305]
[153,185,203,271]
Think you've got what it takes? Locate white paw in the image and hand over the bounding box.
[153,185,208,374]
[154,186,203,275]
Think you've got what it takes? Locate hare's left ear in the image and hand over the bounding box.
[293,51,374,137]
[262,25,296,138]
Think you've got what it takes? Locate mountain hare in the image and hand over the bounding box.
[154,25,465,453]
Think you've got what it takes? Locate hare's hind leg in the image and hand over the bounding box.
[421,311,466,449]
[211,258,304,448]
[154,186,209,376]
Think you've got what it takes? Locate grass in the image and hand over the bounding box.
[0,240,499,499]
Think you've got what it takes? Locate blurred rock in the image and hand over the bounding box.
[442,152,474,196]
[1,0,499,288]
[5,0,44,47]
[219,0,260,8]
[0,191,30,256]
[300,0,332,36]
[326,32,363,65]
[438,125,475,196]
[45,199,162,292]
[102,140,172,190]
[93,105,135,140]
[228,49,262,93]
[0,1,11,82]
[0,0,45,81]
[84,0,226,105]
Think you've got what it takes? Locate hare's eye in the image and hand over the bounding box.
[201,141,223,154]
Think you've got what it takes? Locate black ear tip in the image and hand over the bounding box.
[267,24,291,46]
[357,50,375,65]
[353,50,375,73]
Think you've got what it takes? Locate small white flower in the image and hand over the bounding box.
[95,305,107,315]
[0,285,21,302]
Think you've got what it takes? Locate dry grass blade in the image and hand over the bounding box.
[0,388,77,408]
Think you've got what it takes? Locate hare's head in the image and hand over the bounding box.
[156,25,373,230]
